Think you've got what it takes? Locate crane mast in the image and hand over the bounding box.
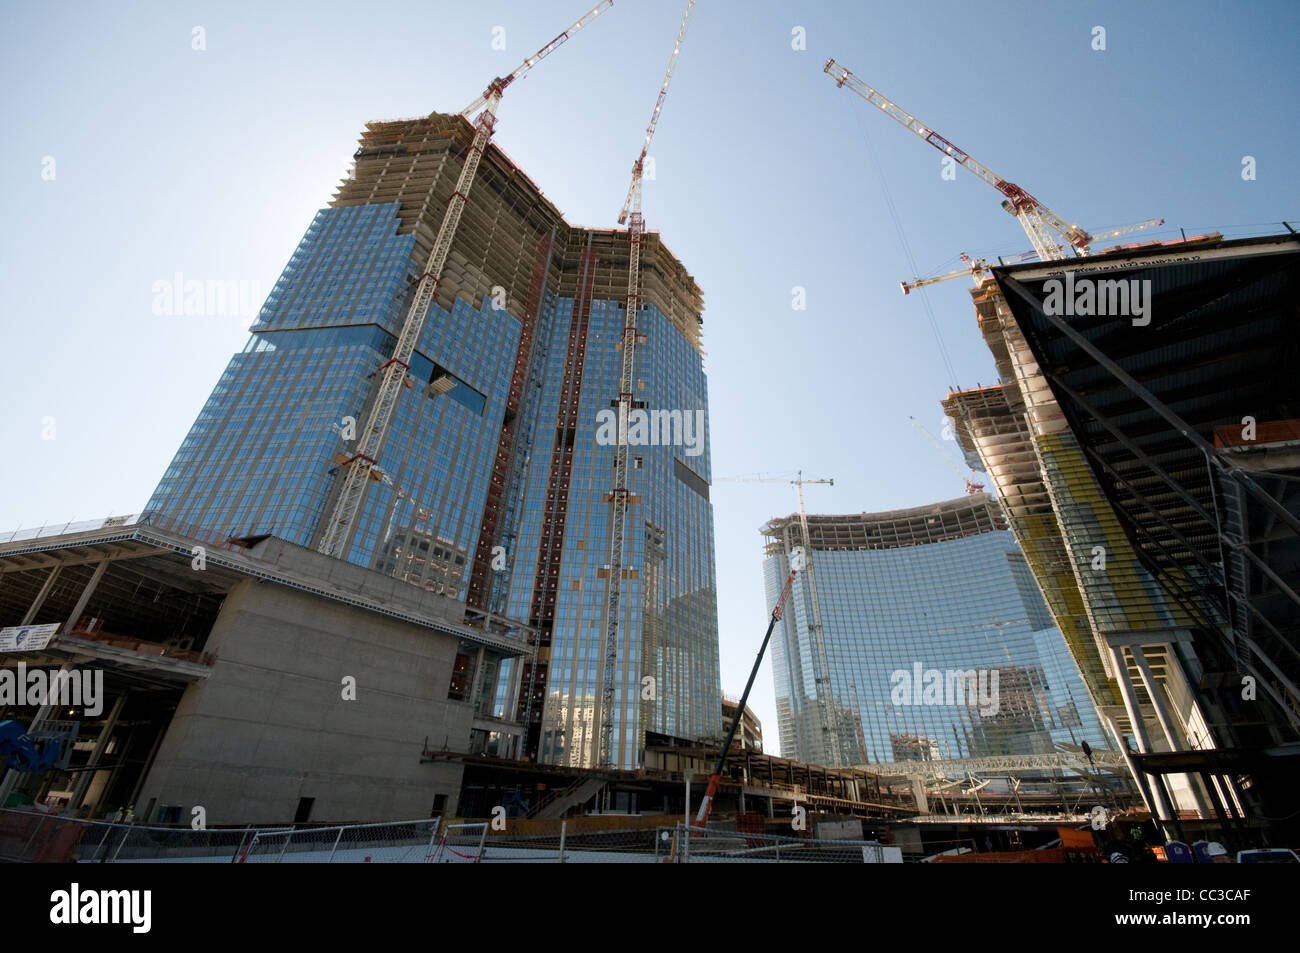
[846,682,868,763]
[790,473,843,767]
[824,58,1092,262]
[316,2,613,559]
[598,0,695,769]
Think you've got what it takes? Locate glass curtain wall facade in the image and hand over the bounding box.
[763,494,1109,768]
[144,113,720,770]
[501,292,719,768]
[147,202,509,585]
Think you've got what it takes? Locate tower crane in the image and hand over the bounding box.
[902,251,1035,296]
[316,2,614,559]
[824,59,1157,265]
[909,416,984,495]
[846,682,868,764]
[598,0,695,769]
[899,219,1165,294]
[717,472,842,767]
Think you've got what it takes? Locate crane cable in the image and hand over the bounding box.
[853,104,960,390]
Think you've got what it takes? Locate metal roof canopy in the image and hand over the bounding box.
[991,233,1300,740]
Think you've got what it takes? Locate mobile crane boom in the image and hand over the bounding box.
[692,567,797,829]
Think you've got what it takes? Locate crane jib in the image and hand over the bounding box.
[924,130,967,164]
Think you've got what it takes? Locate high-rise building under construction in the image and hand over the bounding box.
[762,493,1108,769]
[145,112,721,769]
[942,231,1300,835]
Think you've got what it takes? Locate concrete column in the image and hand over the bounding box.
[94,723,136,817]
[63,559,110,634]
[1131,645,1213,819]
[1199,771,1231,826]
[910,777,930,815]
[1111,647,1155,753]
[19,565,62,625]
[125,722,168,817]
[1103,712,1156,820]
[1110,646,1176,824]
[69,692,127,811]
[1131,646,1181,751]
[1150,772,1187,843]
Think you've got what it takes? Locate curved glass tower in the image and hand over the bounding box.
[763,493,1108,768]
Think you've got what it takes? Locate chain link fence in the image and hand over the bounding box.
[0,809,902,863]
[0,809,276,863]
[475,823,662,863]
[660,824,902,863]
[238,819,443,863]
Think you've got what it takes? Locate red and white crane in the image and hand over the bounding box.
[900,219,1165,295]
[317,2,614,559]
[824,58,1150,266]
[599,0,695,769]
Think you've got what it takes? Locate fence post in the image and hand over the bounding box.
[238,832,260,864]
[20,813,49,863]
[423,818,441,863]
[327,826,344,863]
[474,821,489,863]
[231,829,250,863]
[94,819,117,862]
[558,819,566,864]
[277,829,292,863]
[681,822,690,864]
[108,817,135,863]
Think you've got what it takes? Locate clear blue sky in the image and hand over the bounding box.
[3,0,1297,753]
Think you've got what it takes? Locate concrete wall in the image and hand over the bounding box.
[137,578,473,824]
